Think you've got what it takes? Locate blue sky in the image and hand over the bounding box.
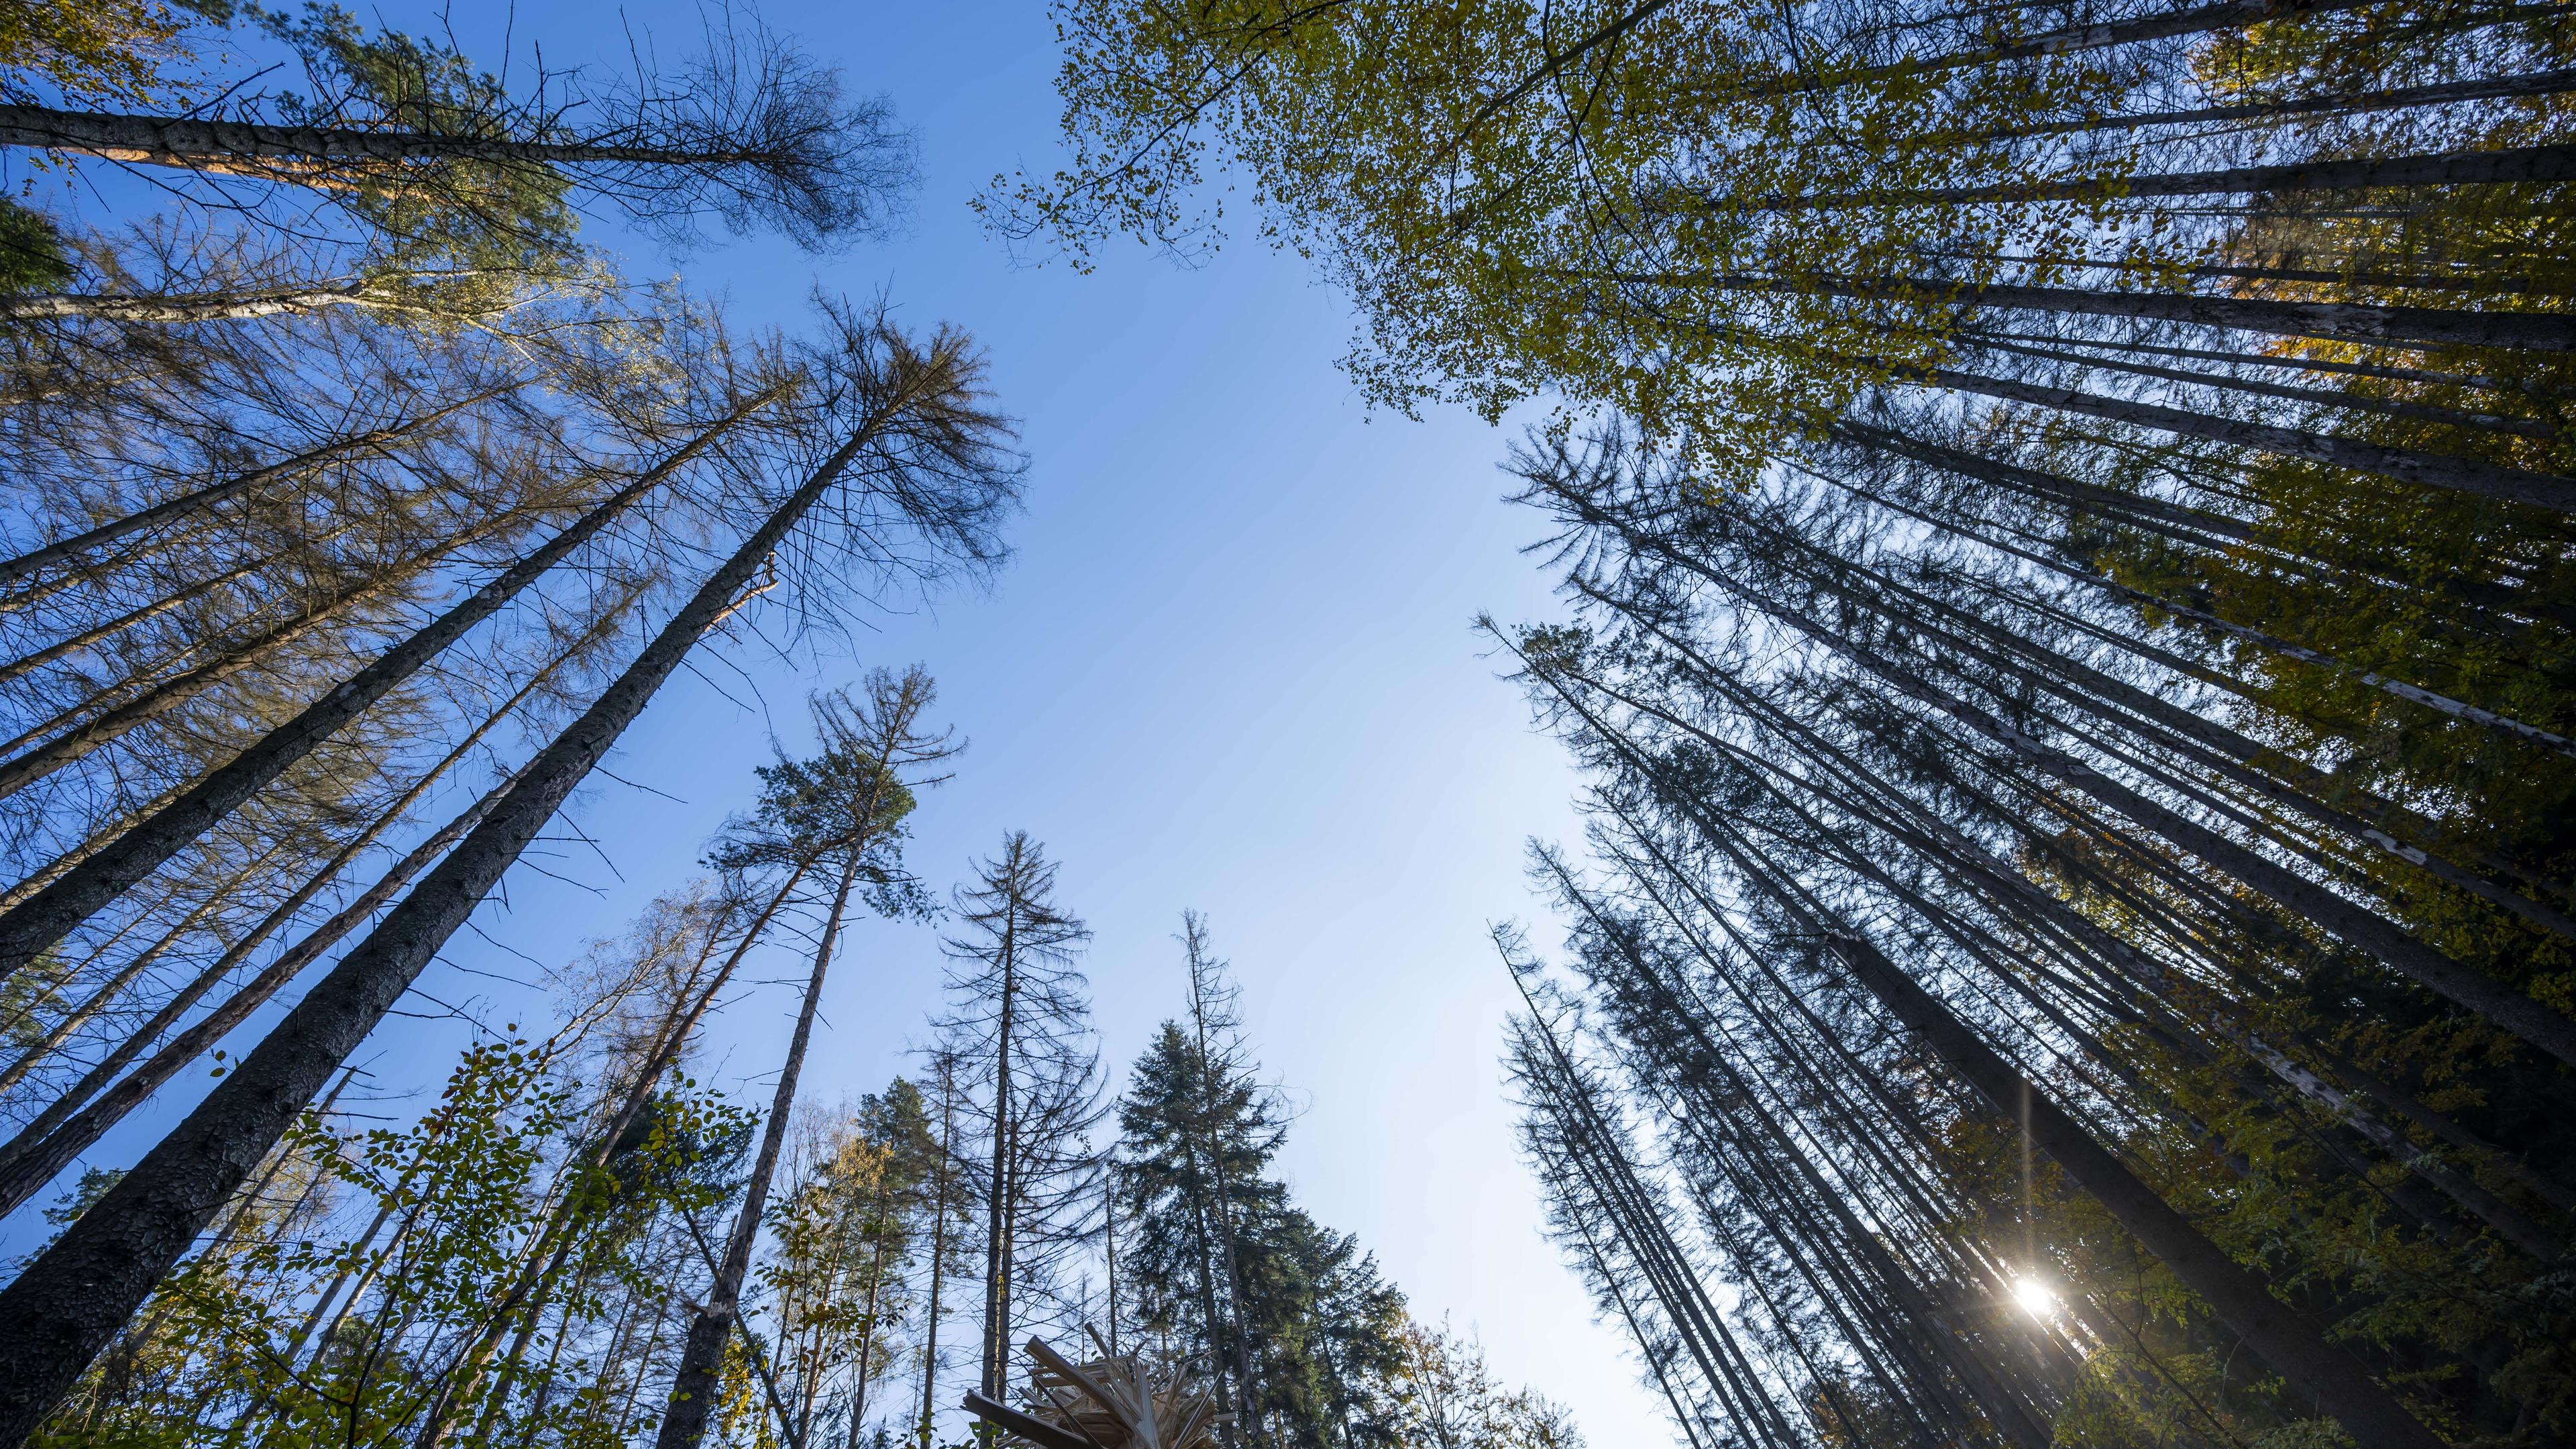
[15,3,1666,1442]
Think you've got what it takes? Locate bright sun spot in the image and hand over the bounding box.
[2012,1277,2056,1320]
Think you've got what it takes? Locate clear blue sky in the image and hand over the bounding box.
[17,4,1666,1441]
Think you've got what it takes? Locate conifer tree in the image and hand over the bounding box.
[655,670,957,1449]
[1114,916,1411,1449]
[930,832,1104,1406]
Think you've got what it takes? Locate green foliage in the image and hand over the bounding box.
[0,202,75,294]
[1116,1018,1456,1449]
[30,1029,753,1448]
[0,0,193,107]
[250,3,582,276]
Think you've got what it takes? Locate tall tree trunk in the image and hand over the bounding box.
[1826,418,2574,628]
[1741,0,2381,98]
[1966,333,2558,439]
[0,853,266,1094]
[1601,268,2576,352]
[1981,65,2576,139]
[1101,1164,1118,1358]
[918,1063,959,1449]
[0,417,880,1448]
[655,857,863,1449]
[0,555,446,794]
[979,916,1020,1401]
[1184,953,1258,1436]
[1764,141,2576,210]
[1827,933,2447,1449]
[847,1228,892,1446]
[1731,574,2576,1065]
[0,103,819,175]
[0,282,411,325]
[0,779,190,914]
[0,556,270,686]
[1921,364,2576,512]
[0,610,606,1185]
[0,386,783,989]
[1819,464,2576,757]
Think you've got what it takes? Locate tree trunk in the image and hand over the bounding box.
[0,557,444,796]
[1744,523,2576,936]
[1571,630,2567,1260]
[0,779,189,915]
[1817,462,2576,757]
[0,103,810,175]
[657,858,862,1449]
[1101,1166,1118,1358]
[1604,268,2576,352]
[0,386,782,989]
[1827,418,2576,628]
[0,611,600,1185]
[0,859,257,1095]
[1827,934,2447,1449]
[918,1069,958,1449]
[0,282,399,325]
[1764,584,2576,1067]
[1764,140,2576,210]
[0,555,270,687]
[1922,364,2576,511]
[979,916,1020,1402]
[1744,0,2381,98]
[0,418,877,1448]
[1968,334,2557,439]
[1978,65,2576,140]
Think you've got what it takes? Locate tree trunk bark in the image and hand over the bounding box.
[1771,587,2576,1067]
[1968,334,2557,439]
[1924,364,2576,511]
[1818,462,2576,757]
[0,555,269,687]
[1828,418,2576,627]
[1764,141,2576,210]
[0,557,445,796]
[0,103,802,174]
[0,417,876,1449]
[0,386,782,989]
[0,283,395,325]
[1980,66,2576,140]
[1744,0,2380,97]
[917,1079,956,1449]
[0,861,254,1095]
[979,916,1020,1403]
[1604,268,2576,352]
[0,625,593,1206]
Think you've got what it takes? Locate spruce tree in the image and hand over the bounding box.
[931,833,1104,1406]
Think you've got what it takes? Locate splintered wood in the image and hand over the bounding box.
[961,1333,1229,1449]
